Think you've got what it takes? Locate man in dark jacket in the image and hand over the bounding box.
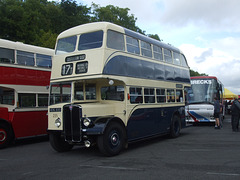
[231,98,240,132]
[214,97,220,129]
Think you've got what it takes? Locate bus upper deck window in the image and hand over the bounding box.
[0,47,15,64]
[164,49,172,64]
[36,54,52,68]
[141,41,152,58]
[107,30,125,51]
[173,52,181,65]
[55,36,77,55]
[180,54,188,67]
[78,31,103,51]
[153,45,163,61]
[17,50,34,66]
[126,36,140,55]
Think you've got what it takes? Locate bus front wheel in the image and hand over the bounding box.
[97,122,126,156]
[0,124,13,149]
[49,132,73,152]
[170,115,181,138]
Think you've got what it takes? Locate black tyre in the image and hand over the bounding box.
[170,115,181,138]
[0,124,13,149]
[49,133,73,152]
[97,122,126,156]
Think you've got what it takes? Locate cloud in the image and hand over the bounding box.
[194,48,213,63]
[79,0,240,95]
[180,43,240,94]
[209,37,240,58]
[160,0,240,32]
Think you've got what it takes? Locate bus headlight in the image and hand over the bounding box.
[55,118,61,128]
[83,118,92,127]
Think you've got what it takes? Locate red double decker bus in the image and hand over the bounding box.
[0,39,54,148]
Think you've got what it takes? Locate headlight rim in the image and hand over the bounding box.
[83,117,92,127]
[55,118,61,128]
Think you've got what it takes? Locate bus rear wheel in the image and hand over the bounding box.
[170,115,181,138]
[49,132,73,152]
[97,122,126,156]
[0,124,13,149]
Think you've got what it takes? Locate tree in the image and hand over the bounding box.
[190,69,208,77]
[0,0,55,47]
[148,34,161,41]
[59,0,91,33]
[0,0,91,48]
[90,3,144,34]
[0,0,24,41]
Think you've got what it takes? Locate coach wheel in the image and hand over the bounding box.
[170,115,181,138]
[97,122,126,156]
[0,124,13,149]
[49,132,73,152]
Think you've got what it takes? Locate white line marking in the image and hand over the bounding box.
[207,172,240,176]
[180,149,212,152]
[79,165,143,171]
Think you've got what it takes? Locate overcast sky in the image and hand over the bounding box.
[79,0,240,95]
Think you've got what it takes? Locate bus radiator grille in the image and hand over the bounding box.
[63,104,82,142]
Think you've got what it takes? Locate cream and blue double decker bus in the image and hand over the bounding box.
[48,22,191,156]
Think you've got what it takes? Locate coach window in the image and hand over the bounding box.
[0,87,14,105]
[144,88,155,103]
[156,88,166,103]
[176,90,183,102]
[130,87,143,103]
[163,49,172,64]
[74,82,84,100]
[153,45,163,61]
[36,54,52,68]
[49,83,71,105]
[38,94,48,107]
[78,31,103,50]
[18,93,36,107]
[126,36,140,55]
[101,86,124,101]
[141,41,152,58]
[85,84,96,100]
[0,47,15,64]
[167,89,175,103]
[173,52,181,65]
[107,30,125,51]
[17,50,34,66]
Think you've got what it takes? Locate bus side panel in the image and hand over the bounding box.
[103,55,190,83]
[0,107,9,121]
[11,110,48,138]
[127,106,182,141]
[0,66,50,86]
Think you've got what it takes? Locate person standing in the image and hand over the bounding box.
[231,98,240,132]
[213,97,220,129]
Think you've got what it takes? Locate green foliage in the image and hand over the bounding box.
[148,34,161,41]
[90,3,144,34]
[190,69,208,77]
[0,0,209,76]
[59,0,91,32]
[0,0,91,48]
[0,0,143,48]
